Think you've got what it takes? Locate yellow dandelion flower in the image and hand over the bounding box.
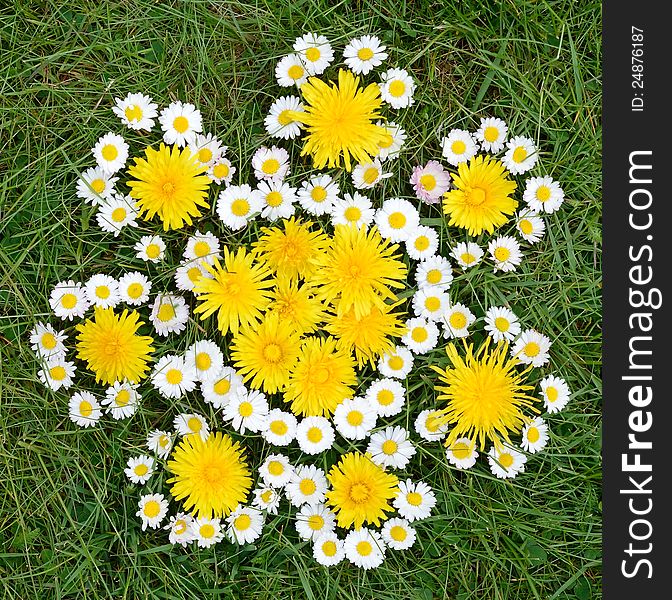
[127,144,212,231]
[431,340,539,450]
[267,277,325,335]
[287,69,389,171]
[442,155,517,235]
[193,246,274,335]
[326,452,399,529]
[75,307,154,385]
[252,217,329,281]
[166,432,252,519]
[311,225,407,319]
[230,312,302,394]
[325,302,407,368]
[283,336,357,417]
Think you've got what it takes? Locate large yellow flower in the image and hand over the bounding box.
[326,452,399,529]
[267,278,325,335]
[166,432,252,519]
[283,336,357,417]
[230,313,302,394]
[193,246,274,335]
[75,307,154,385]
[431,340,539,450]
[310,225,407,319]
[287,69,388,171]
[127,143,212,231]
[442,155,517,235]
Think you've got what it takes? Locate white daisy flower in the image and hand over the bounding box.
[294,33,333,75]
[333,397,377,441]
[285,464,328,508]
[521,417,549,453]
[150,293,190,337]
[379,68,416,109]
[184,231,221,265]
[29,322,66,360]
[295,503,336,541]
[381,518,417,551]
[378,345,414,379]
[252,486,281,515]
[262,409,298,447]
[511,329,552,367]
[451,241,484,270]
[344,528,386,569]
[253,145,290,181]
[487,445,527,479]
[367,426,416,470]
[295,416,334,455]
[330,192,375,228]
[265,95,305,140]
[412,288,450,322]
[49,280,90,321]
[474,116,508,153]
[415,256,454,290]
[102,380,140,419]
[297,173,340,216]
[164,512,195,547]
[343,35,388,75]
[174,259,212,293]
[405,226,440,261]
[400,317,439,354]
[275,53,309,87]
[523,175,565,214]
[158,101,203,147]
[483,306,521,343]
[516,211,546,244]
[503,135,538,175]
[226,506,264,545]
[67,390,101,426]
[84,274,119,309]
[441,303,476,339]
[92,132,128,174]
[258,179,297,221]
[134,235,166,263]
[124,455,155,484]
[112,92,158,131]
[39,356,76,392]
[364,378,406,417]
[222,389,269,434]
[192,516,224,548]
[259,453,294,488]
[313,532,345,567]
[201,366,246,409]
[351,159,391,190]
[146,429,174,459]
[441,129,479,166]
[374,197,420,243]
[151,355,198,399]
[186,132,225,167]
[136,493,169,531]
[76,166,118,205]
[445,437,479,469]
[488,236,523,273]
[117,272,152,306]
[393,479,436,522]
[208,158,236,186]
[217,183,264,230]
[184,340,224,382]
[410,160,451,204]
[414,409,449,442]
[173,411,210,440]
[540,375,571,413]
[374,120,406,161]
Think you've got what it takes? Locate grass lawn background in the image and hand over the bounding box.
[0,1,601,599]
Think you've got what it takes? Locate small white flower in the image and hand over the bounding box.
[150,293,190,337]
[295,503,336,541]
[184,231,221,265]
[174,259,212,293]
[381,518,417,551]
[259,453,294,488]
[134,235,166,263]
[367,426,416,469]
[483,306,521,343]
[208,158,236,186]
[124,455,155,484]
[76,166,117,205]
[521,417,549,453]
[441,303,476,339]
[393,479,436,522]
[201,366,246,409]
[112,92,158,131]
[117,271,152,306]
[502,135,538,175]
[415,256,454,290]
[441,129,478,166]
[184,340,224,382]
[257,179,297,221]
[146,429,173,459]
[226,505,264,544]
[414,409,449,442]
[67,390,101,426]
[401,317,439,354]
[488,236,523,273]
[511,329,552,367]
[265,95,304,140]
[313,532,345,566]
[217,184,264,230]
[451,241,484,270]
[294,33,333,75]
[252,146,290,182]
[285,464,328,508]
[540,375,571,413]
[39,357,76,392]
[295,416,334,455]
[351,159,391,190]
[275,53,309,87]
[92,132,128,174]
[445,437,479,469]
[374,197,420,243]
[343,35,388,75]
[378,345,414,379]
[192,516,224,548]
[474,116,508,153]
[516,211,546,244]
[263,409,298,447]
[333,397,377,441]
[136,493,169,531]
[374,120,407,161]
[158,101,202,147]
[487,445,527,479]
[330,192,375,228]
[102,380,140,419]
[187,132,225,167]
[164,512,195,547]
[252,486,282,515]
[343,527,386,569]
[523,175,565,214]
[364,378,406,417]
[84,274,120,309]
[29,322,66,360]
[151,355,198,399]
[297,173,340,216]
[405,226,440,261]
[412,288,450,321]
[173,411,210,440]
[222,389,269,434]
[379,68,415,109]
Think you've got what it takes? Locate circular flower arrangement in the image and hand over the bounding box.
[31,32,573,568]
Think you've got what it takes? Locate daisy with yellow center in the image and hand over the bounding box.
[267,278,325,335]
[166,432,252,519]
[127,143,212,231]
[326,452,399,530]
[442,155,518,235]
[193,246,274,335]
[431,340,539,450]
[287,69,389,171]
[75,307,154,385]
